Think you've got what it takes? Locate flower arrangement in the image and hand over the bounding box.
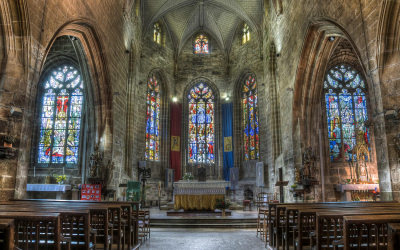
[56,175,67,184]
[215,198,231,210]
[182,172,194,181]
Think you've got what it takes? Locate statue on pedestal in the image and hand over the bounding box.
[301,147,316,180]
[354,130,370,182]
[89,143,104,178]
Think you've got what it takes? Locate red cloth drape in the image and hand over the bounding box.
[170,103,182,181]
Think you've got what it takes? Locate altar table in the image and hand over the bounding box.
[27,184,72,199]
[173,181,229,210]
[335,184,379,201]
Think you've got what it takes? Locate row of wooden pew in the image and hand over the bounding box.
[256,201,400,249]
[0,199,150,250]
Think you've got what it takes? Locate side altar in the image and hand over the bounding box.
[173,180,229,210]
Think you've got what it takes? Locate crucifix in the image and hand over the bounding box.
[275,167,289,203]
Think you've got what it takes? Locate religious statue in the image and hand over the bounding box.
[301,147,316,180]
[352,129,370,182]
[393,133,400,157]
[104,160,115,184]
[89,143,104,178]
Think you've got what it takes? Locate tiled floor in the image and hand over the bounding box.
[140,228,265,250]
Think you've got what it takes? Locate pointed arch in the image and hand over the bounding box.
[183,77,220,167]
[292,19,391,201]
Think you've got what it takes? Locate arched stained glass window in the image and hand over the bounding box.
[37,65,84,165]
[188,82,215,164]
[324,64,370,162]
[242,23,251,44]
[153,23,161,44]
[194,34,209,54]
[145,74,161,161]
[242,74,259,160]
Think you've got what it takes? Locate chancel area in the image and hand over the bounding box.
[1,0,400,249]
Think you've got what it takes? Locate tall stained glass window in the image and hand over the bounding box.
[324,64,370,162]
[153,23,161,44]
[145,74,161,161]
[193,34,209,54]
[242,74,259,160]
[37,65,84,164]
[242,23,251,44]
[188,82,215,164]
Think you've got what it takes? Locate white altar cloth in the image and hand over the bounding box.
[27,184,71,192]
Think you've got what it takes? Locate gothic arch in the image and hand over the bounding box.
[144,68,170,170]
[182,77,221,178]
[233,71,259,168]
[292,19,390,201]
[42,20,113,154]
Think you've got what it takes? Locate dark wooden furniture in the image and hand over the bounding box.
[0,219,14,250]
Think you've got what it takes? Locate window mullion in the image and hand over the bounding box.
[65,91,71,165]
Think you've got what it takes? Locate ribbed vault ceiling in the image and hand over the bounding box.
[143,0,264,54]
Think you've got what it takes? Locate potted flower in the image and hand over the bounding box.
[215,198,231,216]
[56,175,67,185]
[3,135,15,148]
[182,172,194,181]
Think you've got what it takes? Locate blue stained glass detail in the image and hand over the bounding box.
[242,74,259,160]
[145,74,161,161]
[188,82,215,164]
[37,65,84,165]
[324,64,370,162]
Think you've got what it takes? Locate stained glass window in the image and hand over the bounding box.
[242,74,259,160]
[37,65,84,164]
[324,64,370,162]
[153,23,161,44]
[188,82,215,164]
[145,74,161,161]
[194,34,209,54]
[242,23,251,44]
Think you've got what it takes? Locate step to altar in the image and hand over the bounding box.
[151,211,256,228]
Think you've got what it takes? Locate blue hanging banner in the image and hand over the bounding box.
[222,103,234,181]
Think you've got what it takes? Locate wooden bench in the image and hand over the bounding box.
[0,211,61,250]
[7,199,141,250]
[388,223,400,250]
[264,202,400,250]
[0,219,14,250]
[343,214,400,249]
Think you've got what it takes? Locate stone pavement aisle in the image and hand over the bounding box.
[140,228,265,250]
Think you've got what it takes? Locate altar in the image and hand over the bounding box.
[173,181,229,210]
[26,184,72,200]
[335,184,379,201]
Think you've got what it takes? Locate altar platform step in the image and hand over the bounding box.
[151,218,256,228]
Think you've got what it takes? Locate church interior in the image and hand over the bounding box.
[1,0,400,249]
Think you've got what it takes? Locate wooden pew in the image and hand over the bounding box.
[388,223,400,250]
[0,219,14,250]
[315,208,400,249]
[9,199,141,250]
[266,202,400,249]
[0,205,93,250]
[343,214,400,249]
[0,211,61,250]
